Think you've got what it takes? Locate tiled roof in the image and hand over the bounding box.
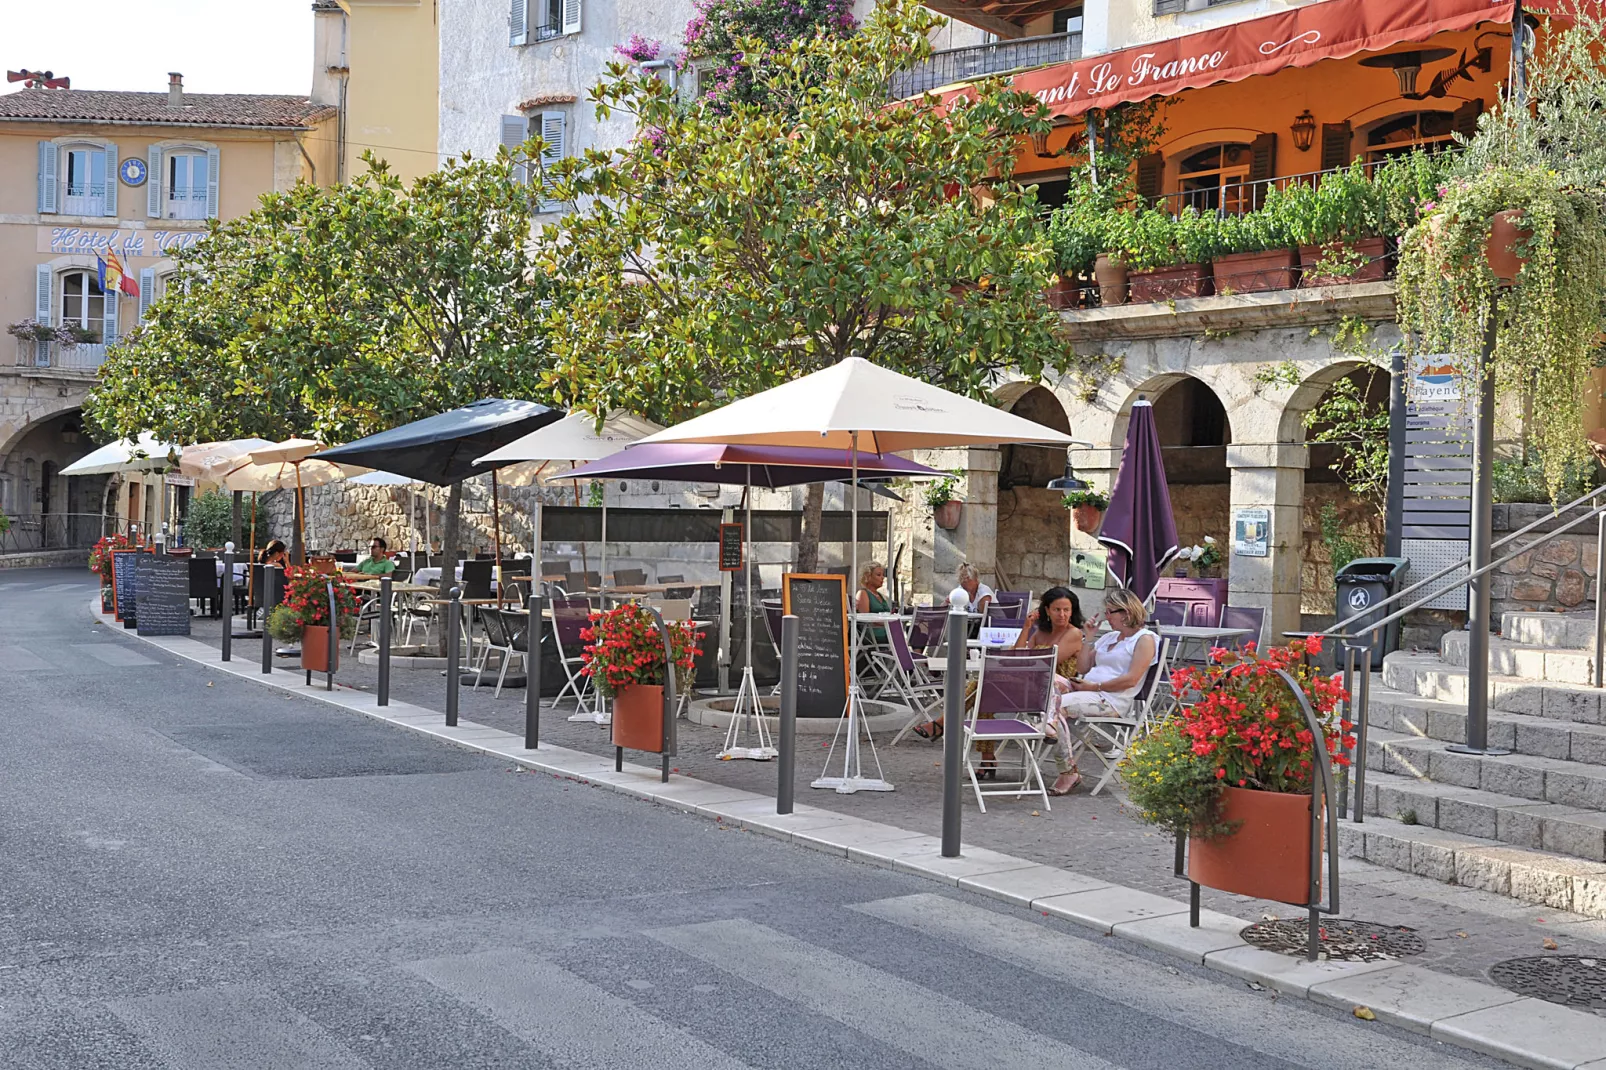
[0,88,337,128]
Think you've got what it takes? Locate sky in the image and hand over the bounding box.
[5,0,312,96]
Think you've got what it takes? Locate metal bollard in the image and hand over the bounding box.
[1353,630,1374,824]
[261,565,279,675]
[525,591,544,749]
[1340,642,1356,819]
[1595,513,1605,689]
[445,586,462,727]
[941,606,967,858]
[220,548,234,663]
[324,580,337,691]
[377,574,392,707]
[778,613,798,815]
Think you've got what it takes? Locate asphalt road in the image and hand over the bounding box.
[0,567,1508,1069]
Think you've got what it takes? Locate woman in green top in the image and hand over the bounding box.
[855,560,891,643]
[357,537,396,575]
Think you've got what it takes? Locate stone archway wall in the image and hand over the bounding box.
[993,384,1073,598]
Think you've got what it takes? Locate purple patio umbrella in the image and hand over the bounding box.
[1097,398,1179,603]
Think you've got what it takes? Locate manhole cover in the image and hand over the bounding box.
[1240,919,1426,961]
[1489,955,1606,1010]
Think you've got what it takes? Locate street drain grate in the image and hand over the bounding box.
[1489,955,1606,1010]
[1239,919,1426,961]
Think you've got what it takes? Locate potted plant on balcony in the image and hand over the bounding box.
[1122,635,1353,904]
[1281,162,1388,286]
[1212,207,1298,294]
[1047,198,1104,309]
[265,565,360,673]
[925,469,964,530]
[1123,206,1217,302]
[1397,163,1606,498]
[1061,489,1108,533]
[581,603,704,752]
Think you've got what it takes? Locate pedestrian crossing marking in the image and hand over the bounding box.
[406,947,756,1070]
[109,982,366,1070]
[648,917,1121,1070]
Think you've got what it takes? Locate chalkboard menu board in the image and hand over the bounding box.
[112,550,140,628]
[718,522,744,572]
[137,554,192,637]
[782,573,849,719]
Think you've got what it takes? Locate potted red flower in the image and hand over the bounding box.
[1122,636,1353,905]
[89,533,131,612]
[266,565,361,673]
[581,604,704,752]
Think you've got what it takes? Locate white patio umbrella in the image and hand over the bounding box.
[221,440,369,562]
[475,411,663,726]
[640,357,1077,794]
[61,432,175,476]
[178,437,277,580]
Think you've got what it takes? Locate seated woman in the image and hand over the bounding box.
[258,539,289,568]
[854,561,891,645]
[1046,587,1158,796]
[956,563,993,616]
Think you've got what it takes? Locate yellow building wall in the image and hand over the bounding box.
[341,0,440,182]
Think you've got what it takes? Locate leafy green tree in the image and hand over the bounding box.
[537,0,1088,564]
[88,152,555,620]
[681,0,856,111]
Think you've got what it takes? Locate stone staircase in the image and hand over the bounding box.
[1342,611,1606,917]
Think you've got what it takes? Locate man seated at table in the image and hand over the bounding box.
[357,537,397,575]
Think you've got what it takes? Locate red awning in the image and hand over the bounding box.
[938,0,1518,122]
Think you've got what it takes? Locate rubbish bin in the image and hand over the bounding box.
[1334,556,1409,671]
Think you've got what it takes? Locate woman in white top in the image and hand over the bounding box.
[956,563,993,615]
[1046,587,1157,796]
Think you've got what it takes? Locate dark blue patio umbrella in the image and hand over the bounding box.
[1097,397,1179,603]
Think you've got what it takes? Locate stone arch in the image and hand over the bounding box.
[1274,357,1389,445]
[994,383,1072,489]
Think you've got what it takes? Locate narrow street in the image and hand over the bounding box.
[0,568,1504,1069]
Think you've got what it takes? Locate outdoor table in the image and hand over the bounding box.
[1155,623,1250,671]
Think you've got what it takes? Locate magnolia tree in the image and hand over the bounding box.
[535,0,1087,565]
[88,152,555,626]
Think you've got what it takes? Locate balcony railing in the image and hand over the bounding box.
[889,31,1083,100]
[12,339,109,375]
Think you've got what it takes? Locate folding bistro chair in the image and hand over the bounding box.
[964,649,1056,813]
[1150,599,1186,627]
[550,597,600,722]
[983,601,1027,629]
[1078,635,1170,797]
[1218,605,1266,652]
[472,607,526,697]
[612,567,648,587]
[883,620,947,745]
[992,591,1031,618]
[909,605,951,657]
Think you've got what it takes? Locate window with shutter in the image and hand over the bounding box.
[138,268,156,324]
[103,143,118,217]
[147,145,164,217]
[206,145,220,218]
[499,115,530,184]
[1153,0,1185,13]
[510,0,527,45]
[62,145,109,216]
[539,111,567,213]
[35,264,53,325]
[1135,152,1164,205]
[37,142,58,214]
[561,0,581,36]
[1319,122,1352,172]
[1247,133,1276,210]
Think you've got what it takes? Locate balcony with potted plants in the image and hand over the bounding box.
[1043,151,1447,339]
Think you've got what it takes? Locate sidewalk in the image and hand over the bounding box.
[120,605,1606,1070]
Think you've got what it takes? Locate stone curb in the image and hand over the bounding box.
[94,598,1606,1070]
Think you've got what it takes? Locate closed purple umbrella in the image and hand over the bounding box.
[1097,398,1179,602]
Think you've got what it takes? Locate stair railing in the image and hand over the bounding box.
[1306,484,1606,821]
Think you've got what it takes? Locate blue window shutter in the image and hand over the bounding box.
[509,0,527,45]
[147,145,163,217]
[103,143,118,217]
[138,268,156,323]
[104,285,119,343]
[206,146,220,218]
[500,115,529,184]
[35,264,53,324]
[539,111,566,212]
[37,142,58,214]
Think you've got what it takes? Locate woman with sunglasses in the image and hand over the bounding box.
[1044,587,1156,796]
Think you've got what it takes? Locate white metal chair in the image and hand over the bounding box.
[550,597,599,720]
[883,619,948,745]
[1077,634,1170,797]
[964,648,1056,813]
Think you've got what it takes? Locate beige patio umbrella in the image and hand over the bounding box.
[221,439,370,563]
[179,437,276,590]
[639,357,1077,794]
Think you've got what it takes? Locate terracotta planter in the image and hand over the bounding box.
[1188,785,1321,905]
[1213,248,1299,293]
[612,684,665,753]
[1128,263,1213,303]
[1093,253,1128,305]
[1043,276,1082,311]
[1486,209,1531,285]
[1298,236,1389,286]
[1071,504,1104,534]
[933,500,963,530]
[300,624,338,674]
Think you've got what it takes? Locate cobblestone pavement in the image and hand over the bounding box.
[180,612,1606,996]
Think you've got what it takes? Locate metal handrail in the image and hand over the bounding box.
[1323,483,1606,643]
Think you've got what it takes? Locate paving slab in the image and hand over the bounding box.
[1033,884,1191,934]
[1112,908,1251,962]
[1306,963,1525,1036]
[1203,946,1402,998]
[1432,996,1606,1070]
[886,845,1043,886]
[955,864,1112,907]
[791,821,929,858]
